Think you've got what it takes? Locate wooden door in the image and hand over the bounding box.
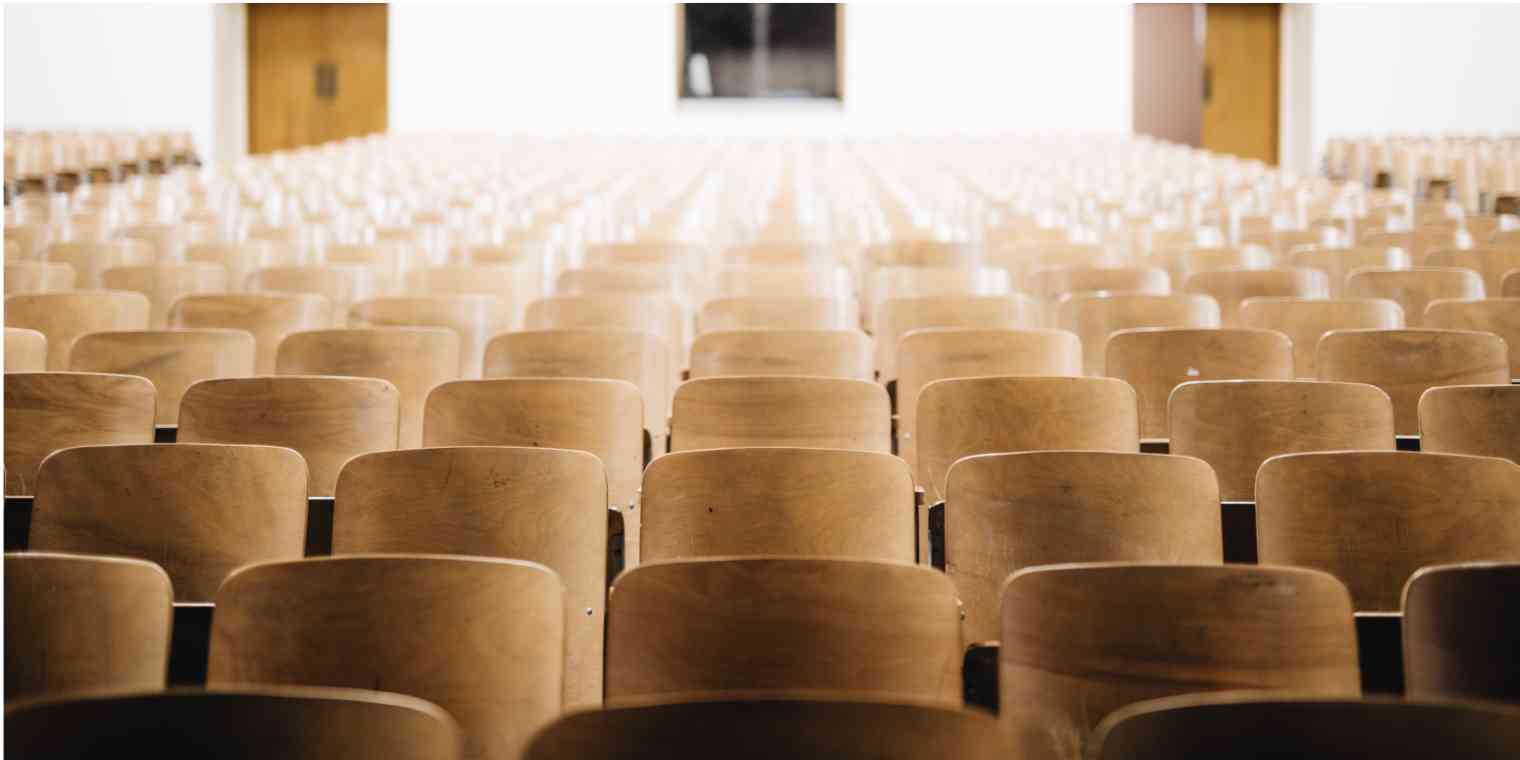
[248,4,388,155]
[1201,3,1280,164]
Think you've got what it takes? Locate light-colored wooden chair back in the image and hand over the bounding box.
[1106,328,1294,439]
[690,329,871,380]
[46,240,153,288]
[1424,248,1520,294]
[4,371,155,495]
[4,327,48,372]
[1403,562,1520,703]
[1345,267,1486,327]
[1288,246,1412,297]
[349,295,513,378]
[101,263,228,328]
[1056,293,1222,376]
[1419,384,1520,463]
[525,295,686,370]
[169,293,331,374]
[1239,297,1405,377]
[556,267,677,297]
[5,290,150,369]
[874,294,1039,381]
[670,376,890,453]
[1184,268,1329,326]
[866,266,1010,333]
[186,242,303,293]
[249,266,380,323]
[1315,328,1509,434]
[1424,298,1520,378]
[5,261,76,295]
[1026,266,1170,318]
[68,329,255,425]
[698,296,855,332]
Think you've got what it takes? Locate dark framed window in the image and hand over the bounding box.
[679,3,841,100]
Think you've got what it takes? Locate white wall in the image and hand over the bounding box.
[3,4,217,158]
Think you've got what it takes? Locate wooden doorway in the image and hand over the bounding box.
[1201,3,1280,164]
[247,4,388,155]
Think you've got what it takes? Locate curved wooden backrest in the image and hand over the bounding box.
[5,222,49,259]
[180,376,399,496]
[947,452,1220,642]
[5,553,172,702]
[276,327,459,448]
[453,244,541,267]
[1257,451,1520,611]
[1154,246,1273,286]
[102,263,228,328]
[333,446,607,707]
[585,242,705,270]
[484,327,670,430]
[1424,298,1520,377]
[556,267,679,299]
[865,242,982,270]
[4,372,156,495]
[1403,562,1520,702]
[670,376,890,454]
[1239,297,1405,377]
[723,242,839,270]
[3,686,462,760]
[69,328,255,425]
[523,695,1005,760]
[1425,248,1520,294]
[1183,267,1329,326]
[1503,268,1520,297]
[1288,246,1411,297]
[210,555,563,760]
[1362,228,1470,259]
[1345,267,1486,327]
[525,294,686,365]
[349,295,513,378]
[1419,384,1520,462]
[1089,693,1520,760]
[1056,293,1222,376]
[606,557,962,703]
[4,327,48,372]
[1001,563,1360,760]
[169,293,331,374]
[117,223,185,262]
[249,266,381,322]
[5,290,150,369]
[1106,328,1294,439]
[874,294,1039,380]
[5,261,76,295]
[713,268,848,298]
[1315,328,1509,434]
[1025,266,1170,315]
[402,264,539,303]
[1169,380,1395,500]
[46,240,154,288]
[698,296,855,332]
[867,267,1010,332]
[323,244,415,292]
[186,242,303,292]
[690,329,871,380]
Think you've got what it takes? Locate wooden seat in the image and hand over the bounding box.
[1089,693,1520,760]
[1345,267,1486,327]
[277,327,459,448]
[1419,384,1520,462]
[874,294,1039,381]
[46,241,153,288]
[349,295,514,378]
[866,267,1010,333]
[1055,293,1222,376]
[169,293,331,374]
[1183,268,1330,326]
[5,290,150,369]
[606,557,961,703]
[689,329,871,380]
[333,447,606,707]
[250,266,381,323]
[670,376,890,453]
[947,452,1221,641]
[1239,297,1405,376]
[186,241,303,292]
[1424,298,1520,377]
[1403,562,1520,702]
[1425,248,1520,294]
[4,327,47,372]
[698,296,855,332]
[101,263,229,328]
[1001,563,1360,760]
[5,261,75,295]
[69,328,255,425]
[1316,328,1509,434]
[1288,246,1411,297]
[484,328,670,442]
[1256,451,1520,611]
[525,295,686,370]
[5,553,172,702]
[1106,328,1294,439]
[30,443,307,601]
[210,555,562,760]
[523,695,1004,760]
[1025,266,1170,319]
[4,371,155,495]
[1169,380,1395,500]
[3,687,462,760]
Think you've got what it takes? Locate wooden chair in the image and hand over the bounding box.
[1256,451,1520,611]
[1001,563,1360,760]
[323,244,415,293]
[5,290,150,369]
[866,267,1010,333]
[874,294,1039,381]
[1055,293,1221,376]
[69,329,255,425]
[1425,248,1520,294]
[864,241,981,270]
[525,295,686,373]
[698,296,855,332]
[722,242,840,270]
[713,268,849,298]
[605,557,961,703]
[1152,246,1273,287]
[1345,267,1485,327]
[117,223,185,262]
[210,556,562,760]
[1316,329,1509,435]
[4,371,155,495]
[5,261,75,295]
[250,266,381,323]
[402,264,540,304]
[46,240,154,288]
[1089,693,1520,760]
[333,447,606,707]
[169,293,331,374]
[1169,380,1396,500]
[1239,297,1405,377]
[522,695,1004,760]
[946,452,1221,641]
[452,243,540,267]
[916,376,1138,503]
[1419,384,1520,462]
[1362,228,1470,259]
[1424,298,1520,378]
[1403,562,1520,702]
[5,553,172,702]
[556,267,678,298]
[1503,268,1520,297]
[3,687,462,760]
[30,443,307,601]
[1183,268,1329,326]
[670,376,890,453]
[5,222,50,259]
[1288,246,1412,297]
[4,327,47,372]
[1025,266,1170,320]
[186,241,303,293]
[689,329,871,380]
[276,327,459,448]
[101,263,228,328]
[1106,328,1294,439]
[349,295,514,378]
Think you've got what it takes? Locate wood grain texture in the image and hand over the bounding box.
[186,242,304,292]
[1361,229,1469,259]
[4,553,172,702]
[1256,451,1520,611]
[690,329,871,380]
[1403,562,1520,702]
[525,295,686,376]
[670,376,890,454]
[4,327,47,372]
[1424,298,1520,377]
[45,241,154,288]
[698,296,855,332]
[30,443,308,601]
[1419,384,1520,462]
[713,268,848,298]
[69,329,256,425]
[605,557,962,703]
[5,290,151,369]
[248,3,387,154]
[1107,327,1294,439]
[5,261,76,295]
[401,265,540,320]
[1346,267,1486,328]
[210,556,561,760]
[874,294,1038,380]
[1001,563,1359,760]
[1239,297,1405,377]
[484,329,670,441]
[1288,246,1412,297]
[556,267,677,297]
[102,263,229,328]
[1056,293,1222,376]
[250,266,381,323]
[4,371,155,495]
[1026,266,1169,322]
[1315,328,1509,434]
[864,242,982,270]
[1183,267,1329,326]
[332,447,607,707]
[1169,380,1395,500]
[1152,246,1273,288]
[866,268,1011,334]
[349,295,514,378]
[169,293,331,374]
[1507,269,1520,297]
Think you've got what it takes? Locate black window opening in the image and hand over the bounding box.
[681,3,840,100]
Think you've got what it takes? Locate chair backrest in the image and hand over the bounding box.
[1025,266,1170,317]
[31,443,308,601]
[605,557,962,703]
[402,264,539,303]
[1403,562,1520,703]
[186,241,303,292]
[349,295,514,378]
[1055,293,1222,376]
[4,372,155,495]
[690,329,871,380]
[1502,268,1520,297]
[1419,384,1520,463]
[5,261,76,295]
[5,552,172,702]
[865,242,982,270]
[4,327,47,372]
[1154,245,1273,286]
[1345,267,1486,327]
[1315,328,1509,435]
[209,556,562,760]
[1256,451,1520,611]
[1288,246,1412,297]
[1362,228,1469,259]
[713,267,849,298]
[249,266,380,320]
[556,267,676,297]
[3,687,462,760]
[916,376,1139,502]
[1169,380,1395,500]
[698,296,855,332]
[1105,328,1294,439]
[1424,298,1520,378]
[483,329,670,441]
[5,290,151,369]
[276,327,460,448]
[333,447,606,707]
[874,294,1039,380]
[102,263,228,328]
[69,329,255,425]
[1239,297,1405,376]
[46,240,154,288]
[525,294,686,365]
[1424,248,1520,294]
[1183,268,1329,326]
[169,293,331,374]
[323,244,414,292]
[946,452,1221,642]
[670,376,890,453]
[1001,563,1360,760]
